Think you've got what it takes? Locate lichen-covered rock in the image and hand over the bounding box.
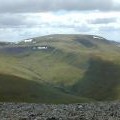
[0,101,120,120]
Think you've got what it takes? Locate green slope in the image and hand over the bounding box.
[0,73,89,103]
[0,34,120,103]
[71,57,120,101]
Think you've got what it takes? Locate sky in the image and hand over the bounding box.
[0,0,120,42]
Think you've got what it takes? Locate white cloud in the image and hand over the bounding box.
[0,11,120,42]
[0,0,120,13]
[113,0,120,6]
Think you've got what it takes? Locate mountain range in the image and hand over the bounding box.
[0,34,120,103]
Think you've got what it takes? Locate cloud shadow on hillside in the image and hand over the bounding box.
[71,56,120,101]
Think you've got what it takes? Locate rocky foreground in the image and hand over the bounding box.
[0,101,120,120]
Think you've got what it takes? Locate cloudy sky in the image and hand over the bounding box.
[0,0,120,42]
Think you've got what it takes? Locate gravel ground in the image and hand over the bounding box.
[0,101,120,120]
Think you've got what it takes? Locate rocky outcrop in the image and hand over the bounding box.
[0,101,120,120]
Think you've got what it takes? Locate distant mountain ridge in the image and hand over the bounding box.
[0,34,120,103]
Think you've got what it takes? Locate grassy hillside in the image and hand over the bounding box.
[0,34,120,103]
[0,73,89,103]
[71,56,120,101]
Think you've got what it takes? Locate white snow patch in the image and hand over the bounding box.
[93,36,104,39]
[33,46,48,50]
[24,39,33,43]
[37,46,47,49]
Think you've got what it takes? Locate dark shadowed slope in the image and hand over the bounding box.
[71,56,120,101]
